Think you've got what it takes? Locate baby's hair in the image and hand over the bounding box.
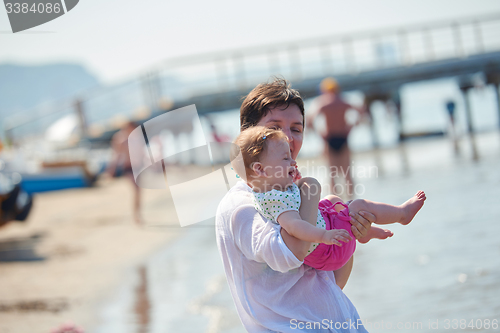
[231,126,288,180]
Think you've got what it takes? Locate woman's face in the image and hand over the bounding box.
[256,104,304,160]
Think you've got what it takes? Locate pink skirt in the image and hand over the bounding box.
[303,199,356,271]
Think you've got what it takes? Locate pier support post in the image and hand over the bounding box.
[391,90,410,175]
[364,94,384,176]
[445,100,460,156]
[485,72,500,130]
[494,83,500,129]
[363,89,410,176]
[458,80,479,161]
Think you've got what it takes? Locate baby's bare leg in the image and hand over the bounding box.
[326,195,391,243]
[349,191,426,243]
[349,191,426,226]
[325,194,345,212]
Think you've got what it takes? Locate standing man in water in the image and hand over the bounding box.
[308,77,366,199]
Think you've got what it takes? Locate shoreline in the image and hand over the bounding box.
[0,176,184,333]
[1,130,498,332]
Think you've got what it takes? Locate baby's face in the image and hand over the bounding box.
[258,138,297,190]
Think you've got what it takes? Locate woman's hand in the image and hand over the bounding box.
[349,210,375,239]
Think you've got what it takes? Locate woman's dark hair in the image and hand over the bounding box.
[240,78,305,131]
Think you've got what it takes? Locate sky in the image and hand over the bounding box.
[1,0,500,84]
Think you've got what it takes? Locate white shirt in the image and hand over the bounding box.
[215,181,368,332]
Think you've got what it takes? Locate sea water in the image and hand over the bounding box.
[95,78,500,333]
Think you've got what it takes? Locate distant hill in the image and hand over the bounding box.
[0,63,100,118]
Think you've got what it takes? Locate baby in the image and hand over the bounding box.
[232,126,426,271]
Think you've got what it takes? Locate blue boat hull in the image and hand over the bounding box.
[20,168,92,194]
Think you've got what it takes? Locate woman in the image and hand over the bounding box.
[215,78,375,332]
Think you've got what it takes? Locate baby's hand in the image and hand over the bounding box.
[292,166,302,182]
[321,229,352,246]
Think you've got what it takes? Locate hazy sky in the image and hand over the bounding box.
[1,0,500,83]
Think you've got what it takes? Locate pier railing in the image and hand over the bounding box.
[5,12,500,144]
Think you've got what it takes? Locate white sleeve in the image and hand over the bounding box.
[231,205,303,273]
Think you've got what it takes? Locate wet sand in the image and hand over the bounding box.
[0,175,183,333]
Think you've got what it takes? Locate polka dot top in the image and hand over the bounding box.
[253,183,326,254]
[253,183,301,223]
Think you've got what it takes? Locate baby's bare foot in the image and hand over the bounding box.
[399,191,426,225]
[358,226,393,244]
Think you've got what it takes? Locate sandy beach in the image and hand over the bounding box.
[0,175,183,333]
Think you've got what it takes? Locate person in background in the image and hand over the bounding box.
[307,77,366,199]
[445,100,460,155]
[106,121,142,225]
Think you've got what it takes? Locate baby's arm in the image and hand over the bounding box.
[279,177,321,261]
[296,177,321,227]
[277,211,352,246]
